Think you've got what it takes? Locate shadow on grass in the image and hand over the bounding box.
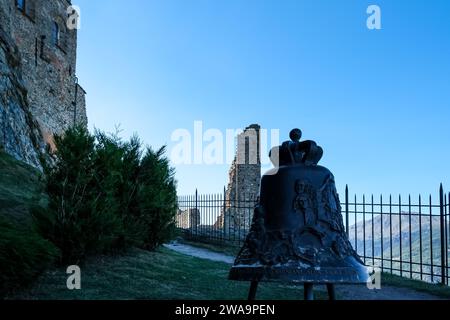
[381,273,450,299]
[175,238,450,300]
[10,247,330,300]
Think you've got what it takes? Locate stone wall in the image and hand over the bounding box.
[0,0,87,165]
[176,208,201,229]
[215,124,261,233]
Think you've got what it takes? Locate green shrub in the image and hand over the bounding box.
[33,126,178,264]
[138,146,178,250]
[91,131,144,249]
[0,215,59,297]
[33,126,124,264]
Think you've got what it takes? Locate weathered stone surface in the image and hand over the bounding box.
[0,23,43,168]
[0,0,87,167]
[176,208,201,229]
[215,124,261,233]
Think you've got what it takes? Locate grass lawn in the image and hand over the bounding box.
[9,247,327,300]
[0,151,317,300]
[0,150,45,225]
[2,150,448,300]
[381,273,450,299]
[177,238,450,299]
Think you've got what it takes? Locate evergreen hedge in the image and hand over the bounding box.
[33,126,178,264]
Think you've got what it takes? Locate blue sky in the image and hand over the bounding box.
[75,0,450,199]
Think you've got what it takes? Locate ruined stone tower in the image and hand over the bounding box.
[0,0,87,166]
[215,124,261,235]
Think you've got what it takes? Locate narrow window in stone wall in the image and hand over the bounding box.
[52,17,69,54]
[35,38,38,66]
[16,0,25,12]
[16,0,36,21]
[39,35,51,63]
[24,0,36,21]
[40,35,45,59]
[59,25,68,53]
[52,21,60,46]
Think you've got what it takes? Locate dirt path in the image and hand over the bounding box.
[164,241,444,300]
[163,242,235,264]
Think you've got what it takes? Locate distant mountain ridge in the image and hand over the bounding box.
[348,213,447,282]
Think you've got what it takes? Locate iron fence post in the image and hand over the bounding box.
[447,192,450,285]
[408,195,412,279]
[389,195,393,274]
[380,194,384,272]
[345,185,349,237]
[371,194,375,267]
[419,195,423,280]
[354,195,357,252]
[445,192,449,285]
[195,189,198,239]
[430,194,434,283]
[363,195,366,264]
[440,184,445,285]
[223,186,226,241]
[399,195,403,277]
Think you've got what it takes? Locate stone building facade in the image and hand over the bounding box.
[0,0,86,165]
[176,208,201,230]
[215,124,261,234]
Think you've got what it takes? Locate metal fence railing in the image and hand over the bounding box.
[177,184,450,286]
[345,184,449,285]
[177,189,257,248]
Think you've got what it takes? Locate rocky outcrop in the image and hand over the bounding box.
[0,27,44,169]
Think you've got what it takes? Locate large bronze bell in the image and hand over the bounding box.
[229,129,369,300]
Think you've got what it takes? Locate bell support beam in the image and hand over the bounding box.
[247,281,259,300]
